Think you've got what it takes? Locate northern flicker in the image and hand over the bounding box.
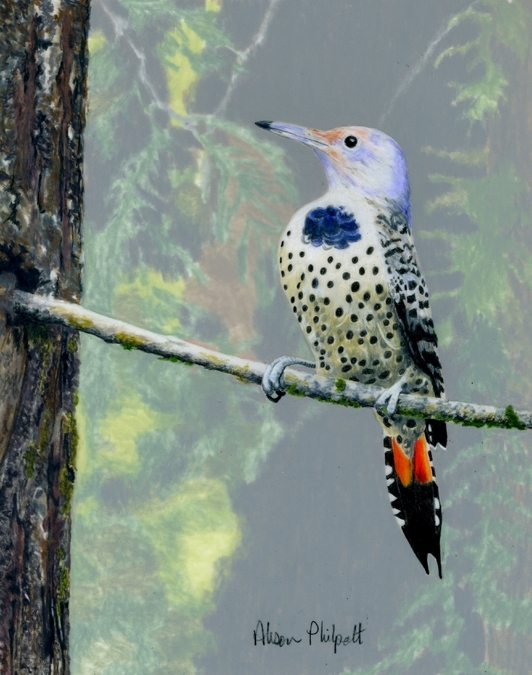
[256,121,446,578]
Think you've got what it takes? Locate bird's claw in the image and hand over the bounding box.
[262,356,315,403]
[375,376,408,416]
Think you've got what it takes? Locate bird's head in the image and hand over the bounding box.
[256,121,411,222]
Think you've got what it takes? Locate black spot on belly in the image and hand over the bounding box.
[372,266,379,275]
[369,336,378,344]
[346,294,353,303]
[341,364,352,372]
[351,282,360,293]
[350,314,358,323]
[309,294,315,301]
[327,281,334,288]
[342,272,350,280]
[327,336,334,344]
[346,330,354,339]
[363,292,370,301]
[359,267,365,275]
[306,326,311,333]
[288,264,293,272]
[327,256,333,263]
[366,247,374,255]
[313,317,319,324]
[376,284,383,294]
[335,308,343,317]
[351,256,358,264]
[320,268,327,275]
[288,253,293,259]
[308,264,314,272]
[312,278,319,288]
[324,298,330,305]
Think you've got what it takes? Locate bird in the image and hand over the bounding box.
[256,120,446,578]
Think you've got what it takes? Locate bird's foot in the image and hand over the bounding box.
[262,356,315,402]
[375,375,409,416]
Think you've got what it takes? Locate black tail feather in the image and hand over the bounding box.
[383,432,443,578]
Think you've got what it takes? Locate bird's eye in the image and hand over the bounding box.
[344,136,358,148]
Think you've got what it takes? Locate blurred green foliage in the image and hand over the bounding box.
[350,1,532,673]
[72,1,532,673]
[71,2,297,673]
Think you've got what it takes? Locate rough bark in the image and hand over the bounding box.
[0,0,89,672]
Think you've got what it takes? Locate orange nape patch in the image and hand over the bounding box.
[311,126,372,145]
[392,437,413,487]
[413,435,433,484]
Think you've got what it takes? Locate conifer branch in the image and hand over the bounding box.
[12,289,532,431]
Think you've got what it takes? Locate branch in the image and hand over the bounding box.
[12,290,532,431]
[213,0,283,116]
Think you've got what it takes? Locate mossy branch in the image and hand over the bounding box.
[12,290,532,431]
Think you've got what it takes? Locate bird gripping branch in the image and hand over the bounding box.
[257,120,446,578]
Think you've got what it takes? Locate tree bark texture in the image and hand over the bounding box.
[0,0,89,672]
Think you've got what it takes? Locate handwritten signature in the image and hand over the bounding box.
[253,620,365,654]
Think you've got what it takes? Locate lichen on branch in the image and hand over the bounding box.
[12,289,532,431]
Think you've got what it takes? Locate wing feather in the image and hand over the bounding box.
[376,210,445,398]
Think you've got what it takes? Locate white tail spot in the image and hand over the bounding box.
[392,508,401,515]
[385,464,393,476]
[388,493,397,504]
[395,517,405,528]
[386,478,394,486]
[435,514,440,527]
[434,498,440,510]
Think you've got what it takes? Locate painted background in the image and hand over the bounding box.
[71,1,532,673]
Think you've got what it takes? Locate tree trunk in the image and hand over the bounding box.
[0,1,89,672]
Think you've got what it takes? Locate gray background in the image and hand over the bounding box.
[81,1,493,673]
